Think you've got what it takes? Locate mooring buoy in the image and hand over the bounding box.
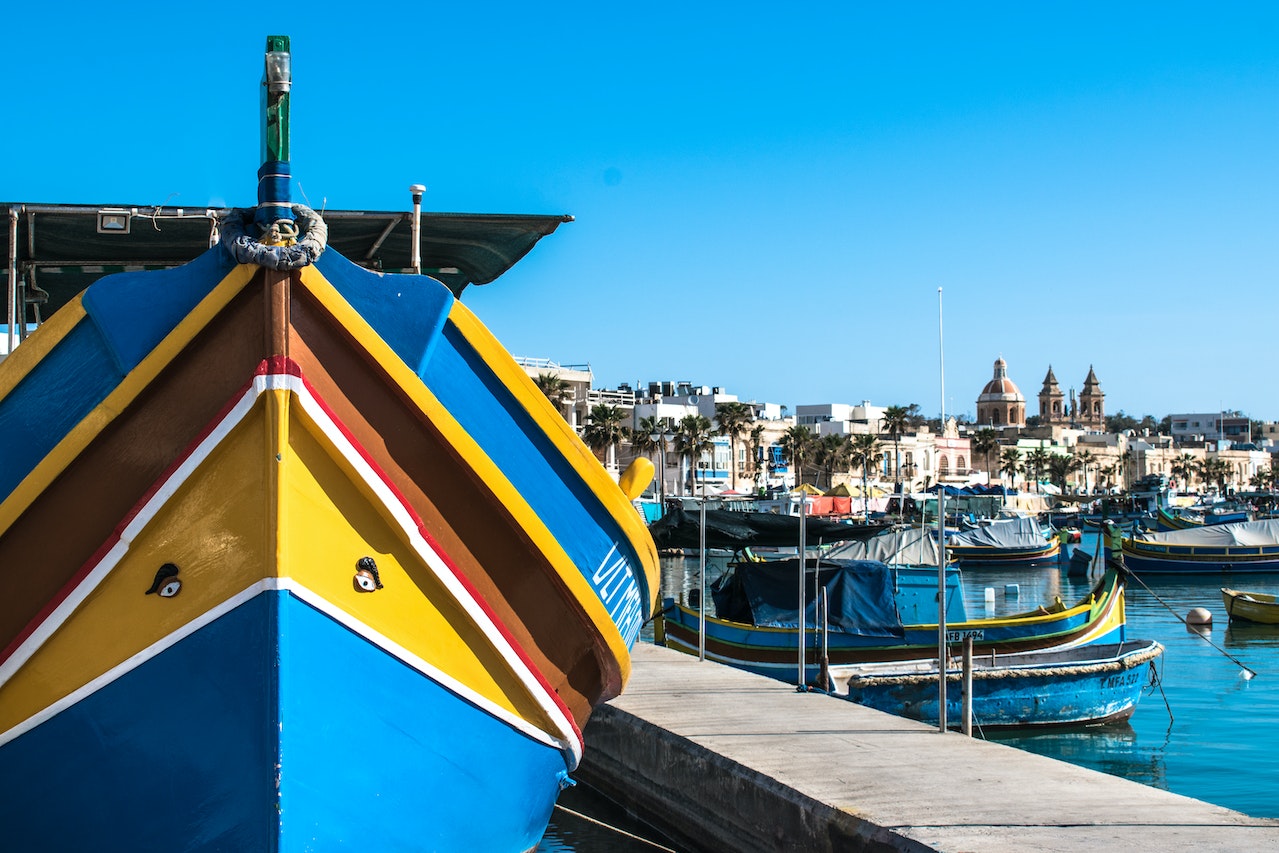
[1186,607,1212,627]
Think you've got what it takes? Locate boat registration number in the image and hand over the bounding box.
[946,629,985,642]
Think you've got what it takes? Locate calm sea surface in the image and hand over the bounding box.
[541,532,1279,849]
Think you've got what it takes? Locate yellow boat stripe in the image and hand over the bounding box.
[0,296,88,404]
[0,371,581,766]
[296,265,632,683]
[447,300,661,612]
[0,264,258,537]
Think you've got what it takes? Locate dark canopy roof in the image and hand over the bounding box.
[649,507,890,551]
[1,203,572,319]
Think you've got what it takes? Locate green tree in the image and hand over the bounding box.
[714,401,754,492]
[1171,453,1197,492]
[815,433,853,489]
[675,414,714,496]
[779,425,814,489]
[881,405,913,490]
[1047,453,1080,492]
[748,424,767,492]
[1000,447,1022,489]
[1026,448,1051,493]
[850,433,882,518]
[583,404,629,470]
[534,372,572,419]
[633,415,666,498]
[971,428,999,484]
[1075,448,1096,494]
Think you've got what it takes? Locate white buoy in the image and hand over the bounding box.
[1005,583,1019,597]
[1186,607,1212,626]
[985,587,996,605]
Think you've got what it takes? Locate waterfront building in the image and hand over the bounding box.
[1037,365,1105,430]
[795,401,886,436]
[1168,412,1252,444]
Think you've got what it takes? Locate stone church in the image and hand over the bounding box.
[974,358,1105,429]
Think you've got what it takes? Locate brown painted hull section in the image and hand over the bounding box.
[0,268,608,726]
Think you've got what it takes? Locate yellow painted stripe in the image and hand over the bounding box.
[296,266,633,683]
[447,300,661,614]
[0,264,258,538]
[0,296,89,405]
[0,388,561,736]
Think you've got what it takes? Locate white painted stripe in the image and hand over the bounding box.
[288,375,582,763]
[0,580,572,760]
[0,371,582,767]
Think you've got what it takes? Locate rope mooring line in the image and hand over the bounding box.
[1122,564,1257,679]
[552,803,680,852]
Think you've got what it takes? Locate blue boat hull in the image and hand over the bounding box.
[843,640,1162,728]
[0,590,564,852]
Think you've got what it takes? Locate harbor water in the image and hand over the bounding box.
[541,531,1279,849]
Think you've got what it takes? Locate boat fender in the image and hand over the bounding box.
[220,204,328,270]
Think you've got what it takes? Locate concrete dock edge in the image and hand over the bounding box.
[577,642,1279,853]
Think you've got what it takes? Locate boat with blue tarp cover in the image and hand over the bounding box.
[655,556,1126,684]
[0,37,658,852]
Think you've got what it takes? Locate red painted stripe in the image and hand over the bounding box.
[297,370,585,746]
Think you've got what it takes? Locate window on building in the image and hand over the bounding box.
[939,455,950,475]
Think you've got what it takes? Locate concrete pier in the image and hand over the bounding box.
[577,643,1279,852]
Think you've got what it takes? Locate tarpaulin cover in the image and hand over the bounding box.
[649,507,889,550]
[824,526,940,566]
[1134,518,1279,547]
[710,558,905,637]
[947,516,1048,549]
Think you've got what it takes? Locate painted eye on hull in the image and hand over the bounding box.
[353,556,383,593]
[145,563,181,597]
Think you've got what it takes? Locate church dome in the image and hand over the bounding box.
[975,357,1026,428]
[978,358,1023,402]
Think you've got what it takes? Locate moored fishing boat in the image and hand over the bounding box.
[0,38,658,851]
[945,515,1060,567]
[655,558,1127,684]
[1222,588,1279,624]
[836,639,1163,728]
[1121,519,1279,574]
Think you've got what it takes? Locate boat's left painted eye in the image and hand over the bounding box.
[159,579,182,598]
[355,570,378,592]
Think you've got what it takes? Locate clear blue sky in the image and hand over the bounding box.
[6,4,1277,420]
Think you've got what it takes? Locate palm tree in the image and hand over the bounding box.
[583,404,628,471]
[1171,452,1197,492]
[971,428,999,485]
[714,401,754,492]
[1000,447,1022,490]
[850,433,882,519]
[1026,448,1051,493]
[1047,453,1080,493]
[1075,448,1096,494]
[815,433,853,489]
[534,372,572,415]
[674,414,714,496]
[778,425,813,489]
[632,415,665,498]
[880,405,912,489]
[748,424,766,493]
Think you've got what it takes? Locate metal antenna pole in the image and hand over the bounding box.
[937,287,948,733]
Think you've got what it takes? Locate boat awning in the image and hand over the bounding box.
[1,203,573,320]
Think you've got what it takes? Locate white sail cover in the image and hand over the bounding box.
[1134,518,1279,547]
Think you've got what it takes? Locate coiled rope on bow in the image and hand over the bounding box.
[220,204,327,270]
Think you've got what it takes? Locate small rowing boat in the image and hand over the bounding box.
[836,639,1164,729]
[1221,588,1279,624]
